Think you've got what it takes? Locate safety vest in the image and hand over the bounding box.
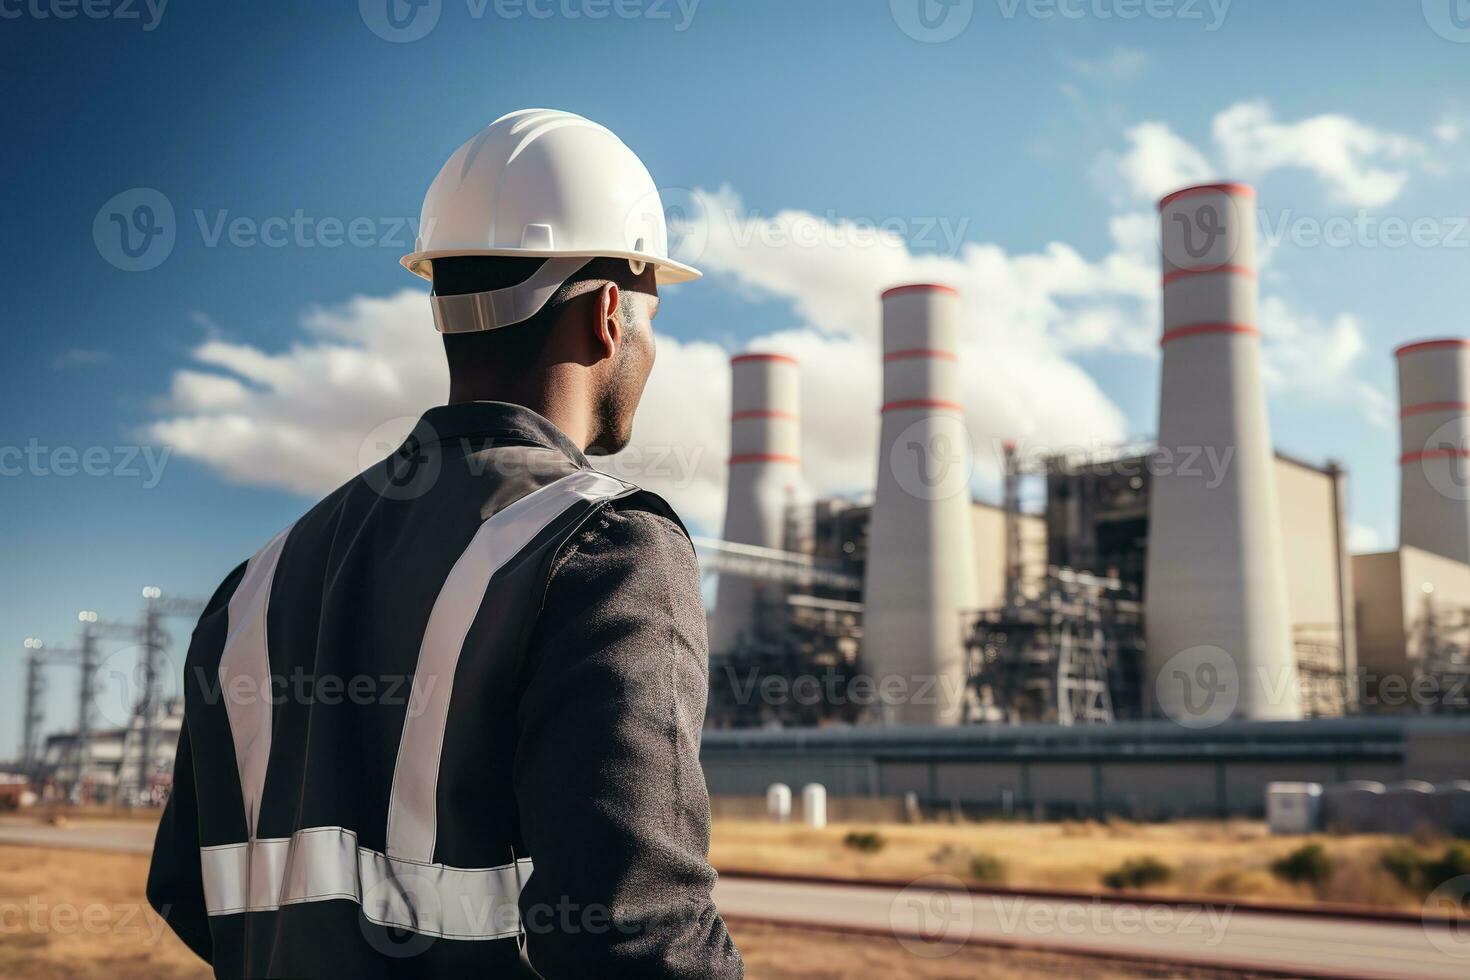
[180,426,645,964]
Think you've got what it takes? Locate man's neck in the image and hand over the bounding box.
[447,371,594,450]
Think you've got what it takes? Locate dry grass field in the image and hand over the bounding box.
[0,842,1265,979]
[710,818,1437,910]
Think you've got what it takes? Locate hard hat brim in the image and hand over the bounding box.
[400,248,702,286]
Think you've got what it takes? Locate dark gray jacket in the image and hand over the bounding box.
[147,401,743,979]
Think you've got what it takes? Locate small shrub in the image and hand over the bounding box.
[1102,856,1173,891]
[843,830,886,853]
[1380,841,1424,889]
[968,852,1007,884]
[1422,841,1470,892]
[1271,843,1334,886]
[1379,840,1470,894]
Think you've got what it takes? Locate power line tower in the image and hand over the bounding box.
[20,638,59,778]
[130,588,205,803]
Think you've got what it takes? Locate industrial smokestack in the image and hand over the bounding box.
[1397,339,1470,564]
[863,284,977,726]
[1145,183,1300,724]
[709,352,802,656]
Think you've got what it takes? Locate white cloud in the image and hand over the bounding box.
[1065,47,1152,85]
[1098,122,1214,205]
[1214,102,1425,208]
[150,291,447,498]
[1104,100,1429,208]
[150,183,1385,534]
[1256,296,1390,424]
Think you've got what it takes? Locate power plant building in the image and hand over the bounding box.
[704,184,1470,734]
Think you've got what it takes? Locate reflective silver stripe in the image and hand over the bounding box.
[200,827,535,940]
[386,469,634,863]
[219,525,293,834]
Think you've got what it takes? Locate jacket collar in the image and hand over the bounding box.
[414,401,591,469]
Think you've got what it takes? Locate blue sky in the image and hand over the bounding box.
[4,0,1469,756]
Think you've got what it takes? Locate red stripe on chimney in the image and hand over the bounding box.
[1394,339,1470,358]
[731,353,798,366]
[1160,324,1260,347]
[1158,183,1256,210]
[1162,265,1255,286]
[884,349,959,363]
[881,399,965,414]
[881,284,959,300]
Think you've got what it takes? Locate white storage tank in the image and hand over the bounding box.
[1266,781,1323,835]
[802,783,827,829]
[1381,780,1437,835]
[766,783,792,823]
[1322,780,1386,833]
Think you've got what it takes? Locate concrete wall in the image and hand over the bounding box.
[702,718,1470,819]
[1274,457,1346,639]
[1354,545,1470,693]
[1353,551,1406,678]
[971,501,1045,610]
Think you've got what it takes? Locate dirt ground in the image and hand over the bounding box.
[710,818,1430,910]
[0,844,1262,979]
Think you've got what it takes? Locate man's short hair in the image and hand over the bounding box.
[434,256,656,375]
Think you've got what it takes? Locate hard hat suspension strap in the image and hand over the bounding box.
[430,256,594,334]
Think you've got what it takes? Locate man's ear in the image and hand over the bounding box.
[593,282,622,363]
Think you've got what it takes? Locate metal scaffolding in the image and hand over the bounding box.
[964,568,1144,726]
[1409,597,1470,715]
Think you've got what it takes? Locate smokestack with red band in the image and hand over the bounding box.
[1145,183,1300,722]
[1396,338,1470,564]
[709,353,803,656]
[862,284,977,726]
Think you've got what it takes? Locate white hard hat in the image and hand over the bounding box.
[403,108,701,333]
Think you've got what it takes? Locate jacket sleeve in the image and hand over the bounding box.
[146,716,213,964]
[146,560,245,966]
[513,503,743,979]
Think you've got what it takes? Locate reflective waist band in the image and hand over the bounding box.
[200,826,532,941]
